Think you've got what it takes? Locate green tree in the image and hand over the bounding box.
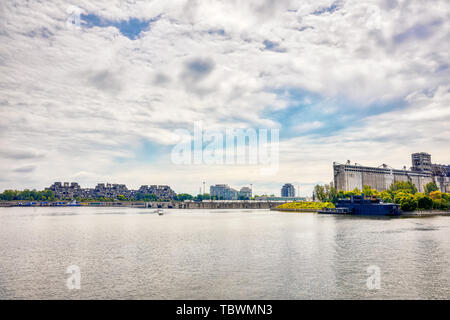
[397,194,418,211]
[414,193,433,210]
[432,198,449,210]
[194,193,211,201]
[362,185,374,196]
[424,182,439,194]
[175,193,194,201]
[327,185,338,203]
[313,185,327,202]
[117,194,127,201]
[336,190,346,199]
[380,191,393,203]
[343,188,361,198]
[389,181,417,195]
[429,191,442,200]
[0,190,17,201]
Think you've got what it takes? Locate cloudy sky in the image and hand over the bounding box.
[0,0,449,196]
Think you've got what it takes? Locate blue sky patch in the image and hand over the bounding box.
[263,88,406,140]
[263,40,286,53]
[312,1,342,16]
[80,14,160,40]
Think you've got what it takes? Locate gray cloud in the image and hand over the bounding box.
[183,58,215,82]
[0,150,44,160]
[393,19,443,44]
[87,70,123,93]
[0,0,448,195]
[13,165,37,173]
[152,73,171,86]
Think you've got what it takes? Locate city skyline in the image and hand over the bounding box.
[1,1,449,197]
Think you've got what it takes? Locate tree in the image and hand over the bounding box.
[380,191,393,203]
[313,185,327,202]
[0,190,17,201]
[194,193,211,201]
[425,182,439,194]
[175,193,194,201]
[397,193,418,211]
[389,181,417,195]
[336,190,346,199]
[343,188,361,198]
[429,191,442,200]
[432,198,449,210]
[414,193,433,210]
[327,185,338,203]
[362,185,374,196]
[394,191,409,204]
[134,192,158,202]
[117,195,127,201]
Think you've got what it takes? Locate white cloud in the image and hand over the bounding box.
[0,0,449,196]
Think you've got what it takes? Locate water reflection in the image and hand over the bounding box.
[0,208,449,299]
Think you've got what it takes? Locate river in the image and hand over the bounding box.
[0,207,449,299]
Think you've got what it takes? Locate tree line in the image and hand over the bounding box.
[313,181,449,211]
[0,190,248,202]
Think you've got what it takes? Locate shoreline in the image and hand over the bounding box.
[271,207,450,217]
[0,200,283,210]
[2,201,449,217]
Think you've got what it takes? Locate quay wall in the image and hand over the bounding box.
[0,201,287,209]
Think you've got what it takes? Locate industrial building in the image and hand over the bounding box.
[334,153,449,193]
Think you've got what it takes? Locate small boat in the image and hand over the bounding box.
[154,209,164,215]
[66,200,81,207]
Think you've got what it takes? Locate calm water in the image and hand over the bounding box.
[0,207,449,299]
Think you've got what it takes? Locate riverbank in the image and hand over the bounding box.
[0,200,285,209]
[271,206,450,217]
[270,207,318,212]
[399,210,450,217]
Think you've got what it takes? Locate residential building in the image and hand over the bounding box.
[210,184,238,200]
[281,183,295,197]
[239,187,252,199]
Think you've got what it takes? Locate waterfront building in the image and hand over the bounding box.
[432,164,450,193]
[210,184,238,200]
[94,183,130,199]
[255,196,306,201]
[46,182,176,200]
[411,152,432,173]
[334,153,449,193]
[239,187,252,199]
[47,182,83,199]
[138,185,176,200]
[281,183,295,197]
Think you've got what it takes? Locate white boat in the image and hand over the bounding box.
[154,209,164,215]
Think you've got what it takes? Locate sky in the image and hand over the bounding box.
[0,0,449,196]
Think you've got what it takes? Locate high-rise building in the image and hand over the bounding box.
[411,152,432,173]
[281,183,295,197]
[239,187,252,199]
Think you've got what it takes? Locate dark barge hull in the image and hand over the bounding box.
[318,195,401,216]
